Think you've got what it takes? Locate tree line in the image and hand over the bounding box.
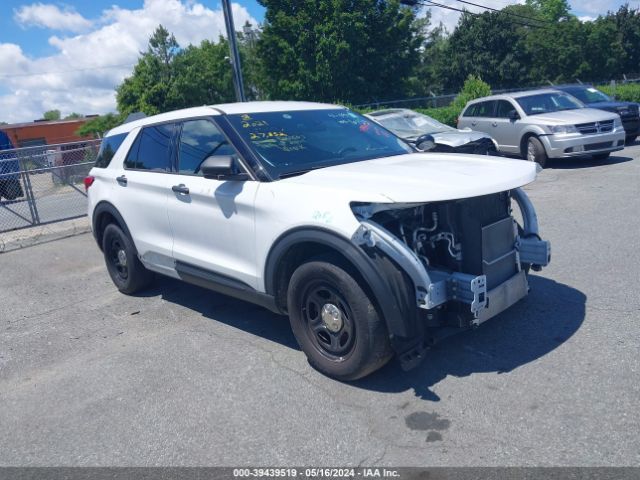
[79,0,640,136]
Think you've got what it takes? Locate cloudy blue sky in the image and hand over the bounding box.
[0,0,636,123]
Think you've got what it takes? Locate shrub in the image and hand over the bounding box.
[451,74,492,111]
[598,83,640,103]
[415,106,460,127]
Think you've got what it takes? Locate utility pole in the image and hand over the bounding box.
[221,0,246,102]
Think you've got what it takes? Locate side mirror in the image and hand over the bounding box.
[508,109,520,121]
[201,155,247,180]
[415,134,436,152]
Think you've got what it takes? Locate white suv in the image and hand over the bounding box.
[87,101,551,380]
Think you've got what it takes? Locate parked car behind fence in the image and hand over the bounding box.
[0,130,24,201]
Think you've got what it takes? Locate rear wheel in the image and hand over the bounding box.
[102,223,154,294]
[526,136,548,168]
[287,259,392,381]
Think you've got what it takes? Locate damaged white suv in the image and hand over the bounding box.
[86,102,550,380]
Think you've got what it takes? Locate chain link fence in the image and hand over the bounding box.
[0,140,101,233]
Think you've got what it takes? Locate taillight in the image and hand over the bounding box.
[83,176,95,191]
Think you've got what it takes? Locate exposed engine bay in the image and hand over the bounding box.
[351,188,551,334]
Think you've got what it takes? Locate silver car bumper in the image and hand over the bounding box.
[541,128,626,158]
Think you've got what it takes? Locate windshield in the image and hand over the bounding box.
[227,109,413,178]
[516,92,585,116]
[372,111,454,137]
[562,86,611,104]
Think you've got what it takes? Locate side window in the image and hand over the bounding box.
[463,104,478,117]
[495,100,516,118]
[124,123,175,171]
[95,133,127,168]
[177,119,237,176]
[474,101,497,118]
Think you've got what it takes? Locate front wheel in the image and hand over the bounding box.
[287,259,392,380]
[626,135,637,145]
[526,136,548,168]
[592,152,611,161]
[102,223,154,294]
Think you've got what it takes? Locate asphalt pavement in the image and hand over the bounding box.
[1,145,639,466]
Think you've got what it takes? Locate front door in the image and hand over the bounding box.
[166,118,260,289]
[491,100,521,154]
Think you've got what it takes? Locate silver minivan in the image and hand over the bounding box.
[458,89,626,167]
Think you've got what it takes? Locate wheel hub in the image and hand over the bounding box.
[117,249,127,267]
[321,303,342,332]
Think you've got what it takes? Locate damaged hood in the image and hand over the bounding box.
[281,153,537,203]
[424,130,492,147]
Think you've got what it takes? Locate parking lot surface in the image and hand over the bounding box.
[1,145,639,466]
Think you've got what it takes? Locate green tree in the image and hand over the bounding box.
[76,113,124,138]
[64,112,83,120]
[169,38,237,108]
[439,9,533,91]
[256,0,423,104]
[116,25,180,115]
[525,0,571,22]
[43,109,61,121]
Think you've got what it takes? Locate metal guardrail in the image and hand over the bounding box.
[0,140,101,233]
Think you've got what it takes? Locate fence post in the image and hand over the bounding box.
[19,157,40,226]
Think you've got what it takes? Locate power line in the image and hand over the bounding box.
[415,0,547,29]
[454,0,549,25]
[0,63,134,79]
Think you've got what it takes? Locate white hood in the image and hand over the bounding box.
[281,153,537,203]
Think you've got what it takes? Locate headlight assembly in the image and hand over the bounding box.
[549,125,578,134]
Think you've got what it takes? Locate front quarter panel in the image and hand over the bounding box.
[253,181,382,291]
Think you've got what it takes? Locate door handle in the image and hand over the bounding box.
[116,175,127,186]
[492,122,498,127]
[471,121,477,126]
[172,184,190,195]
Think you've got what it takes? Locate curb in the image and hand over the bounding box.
[0,217,91,254]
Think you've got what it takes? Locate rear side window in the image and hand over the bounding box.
[463,104,478,117]
[473,101,496,117]
[94,133,127,168]
[124,124,175,171]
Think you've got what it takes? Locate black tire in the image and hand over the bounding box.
[592,152,611,160]
[626,135,637,145]
[102,223,154,294]
[525,136,548,168]
[287,259,393,381]
[0,179,23,200]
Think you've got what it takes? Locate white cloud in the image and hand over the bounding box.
[0,0,257,124]
[14,3,93,33]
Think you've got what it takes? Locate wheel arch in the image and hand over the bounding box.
[92,201,133,251]
[520,127,547,158]
[264,227,419,342]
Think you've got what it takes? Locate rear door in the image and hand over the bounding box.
[115,123,177,271]
[459,101,496,136]
[167,118,260,289]
[491,100,521,154]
